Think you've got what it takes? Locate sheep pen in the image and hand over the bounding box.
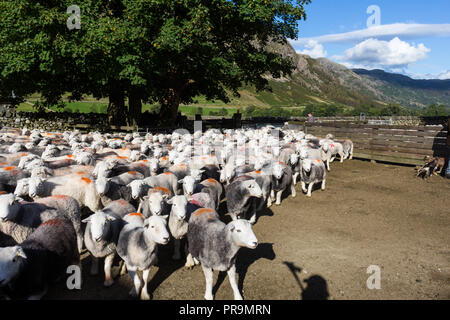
[0,126,449,300]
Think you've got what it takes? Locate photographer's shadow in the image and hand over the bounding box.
[283,261,329,300]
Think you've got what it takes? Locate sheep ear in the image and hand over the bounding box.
[166,198,174,204]
[161,215,169,220]
[82,216,91,223]
[16,247,27,259]
[106,215,116,221]
[143,218,150,227]
[162,194,169,199]
[178,179,184,184]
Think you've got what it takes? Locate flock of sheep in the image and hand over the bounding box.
[0,124,353,300]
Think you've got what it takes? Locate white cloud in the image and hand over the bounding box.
[296,40,327,58]
[332,37,430,70]
[289,23,450,45]
[407,70,450,80]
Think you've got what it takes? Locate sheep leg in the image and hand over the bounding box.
[90,256,99,275]
[291,182,296,198]
[340,153,344,163]
[201,264,214,300]
[307,182,314,197]
[172,239,181,260]
[140,268,151,300]
[276,190,282,205]
[293,172,299,185]
[321,179,326,191]
[270,189,275,201]
[301,181,307,193]
[185,253,195,269]
[267,195,272,207]
[227,264,243,300]
[327,159,331,171]
[119,260,127,276]
[128,270,142,298]
[103,254,115,287]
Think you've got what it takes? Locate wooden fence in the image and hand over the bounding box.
[304,121,450,166]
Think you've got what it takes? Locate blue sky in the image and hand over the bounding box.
[289,0,450,79]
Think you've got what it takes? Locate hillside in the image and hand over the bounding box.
[223,41,450,111]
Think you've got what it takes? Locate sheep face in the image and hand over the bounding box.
[14,178,30,198]
[128,180,146,200]
[220,165,235,184]
[167,196,188,220]
[144,215,170,245]
[0,194,20,222]
[302,159,312,172]
[229,220,258,249]
[149,159,159,174]
[189,169,204,182]
[272,163,284,180]
[290,153,299,166]
[148,192,168,216]
[83,212,115,242]
[241,180,263,198]
[0,246,27,287]
[180,176,196,197]
[28,177,44,198]
[95,177,110,196]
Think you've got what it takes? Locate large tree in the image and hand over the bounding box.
[0,0,311,126]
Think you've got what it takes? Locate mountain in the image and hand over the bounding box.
[222,41,450,111]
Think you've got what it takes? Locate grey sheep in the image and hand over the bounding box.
[300,158,327,197]
[82,199,135,287]
[225,175,263,224]
[187,208,258,300]
[116,214,170,300]
[0,193,83,253]
[0,217,79,300]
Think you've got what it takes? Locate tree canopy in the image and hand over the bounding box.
[0,0,311,126]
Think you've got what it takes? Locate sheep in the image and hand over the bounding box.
[225,175,263,223]
[116,214,170,300]
[138,187,171,217]
[300,158,326,197]
[187,208,258,300]
[342,139,354,160]
[244,169,272,209]
[167,195,201,261]
[196,178,223,210]
[95,176,133,207]
[0,217,79,300]
[270,162,296,206]
[321,141,345,171]
[82,200,135,287]
[0,193,83,253]
[0,166,30,193]
[28,175,103,213]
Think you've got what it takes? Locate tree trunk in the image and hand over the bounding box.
[159,88,181,126]
[128,88,142,127]
[107,86,126,126]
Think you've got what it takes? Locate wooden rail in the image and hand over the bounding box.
[304,122,450,166]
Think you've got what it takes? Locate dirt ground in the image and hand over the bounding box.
[43,159,450,300]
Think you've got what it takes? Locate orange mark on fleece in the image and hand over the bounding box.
[81,177,92,184]
[152,187,170,194]
[206,178,217,183]
[20,153,28,157]
[193,208,214,216]
[121,148,127,151]
[40,219,62,227]
[128,212,144,218]
[0,191,7,195]
[117,199,128,206]
[279,161,285,165]
[128,171,138,175]
[52,195,69,199]
[141,159,148,163]
[3,166,16,171]
[254,171,261,174]
[0,162,7,166]
[116,155,127,160]
[66,155,74,158]
[316,159,322,163]
[161,157,168,161]
[76,171,86,175]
